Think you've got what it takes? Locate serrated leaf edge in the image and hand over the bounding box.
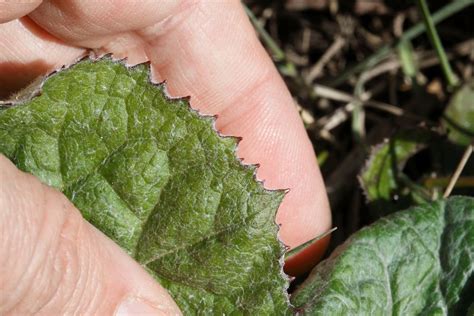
[0,53,292,308]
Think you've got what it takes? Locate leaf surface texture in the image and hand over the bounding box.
[0,58,289,315]
[291,196,474,315]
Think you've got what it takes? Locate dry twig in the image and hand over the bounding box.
[306,36,346,83]
[443,144,473,198]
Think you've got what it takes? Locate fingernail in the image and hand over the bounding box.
[116,298,165,316]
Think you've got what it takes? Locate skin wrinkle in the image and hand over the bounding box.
[214,80,275,133]
[0,0,42,23]
[3,178,51,313]
[211,76,278,148]
[19,16,72,48]
[82,226,120,315]
[146,4,265,106]
[37,3,80,40]
[0,21,24,57]
[47,206,88,314]
[3,165,72,314]
[97,2,200,72]
[64,224,105,314]
[8,188,82,315]
[34,200,75,314]
[32,250,68,314]
[30,0,198,47]
[1,174,47,313]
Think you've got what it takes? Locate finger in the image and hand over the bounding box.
[0,18,85,98]
[29,0,193,47]
[0,0,42,23]
[0,155,181,315]
[125,1,332,249]
[28,0,332,252]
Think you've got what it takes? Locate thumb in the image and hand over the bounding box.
[0,1,42,23]
[0,155,181,315]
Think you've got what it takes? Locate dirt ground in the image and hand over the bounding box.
[244,0,474,265]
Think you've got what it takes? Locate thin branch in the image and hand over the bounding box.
[313,84,422,130]
[354,39,474,86]
[306,36,346,83]
[443,144,473,198]
[313,82,432,138]
[424,176,474,189]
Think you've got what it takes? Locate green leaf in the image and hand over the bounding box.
[359,129,433,215]
[0,58,289,314]
[443,80,474,146]
[291,196,474,315]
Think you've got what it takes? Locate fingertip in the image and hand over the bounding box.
[0,1,42,24]
[284,235,331,277]
[275,167,332,249]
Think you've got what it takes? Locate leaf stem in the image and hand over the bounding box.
[416,0,460,89]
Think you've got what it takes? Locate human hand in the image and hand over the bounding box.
[0,1,331,314]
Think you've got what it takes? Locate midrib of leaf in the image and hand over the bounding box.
[140,208,260,266]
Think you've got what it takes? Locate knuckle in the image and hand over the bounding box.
[0,168,47,312]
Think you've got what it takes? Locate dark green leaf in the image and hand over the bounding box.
[291,196,474,315]
[0,58,289,315]
[359,129,433,215]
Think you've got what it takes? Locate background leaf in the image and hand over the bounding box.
[0,58,289,315]
[359,129,434,215]
[291,196,474,315]
[442,80,474,146]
